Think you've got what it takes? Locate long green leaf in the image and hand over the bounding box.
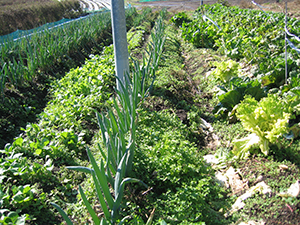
[86,147,114,209]
[113,97,127,133]
[91,171,111,221]
[114,151,128,198]
[111,151,129,221]
[97,143,107,162]
[79,185,101,225]
[118,129,127,157]
[96,111,108,148]
[66,166,93,174]
[50,203,73,225]
[108,109,119,135]
[108,134,118,169]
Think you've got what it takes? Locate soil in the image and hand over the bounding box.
[237,156,300,225]
[132,0,300,18]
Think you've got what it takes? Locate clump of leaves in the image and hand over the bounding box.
[212,60,240,83]
[232,94,292,159]
[134,110,232,224]
[214,78,267,119]
[170,12,192,27]
[180,14,218,49]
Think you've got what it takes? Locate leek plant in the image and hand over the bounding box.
[52,11,166,224]
[0,7,138,96]
[0,12,111,90]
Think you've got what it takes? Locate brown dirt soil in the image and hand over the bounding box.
[237,156,300,225]
[131,0,300,18]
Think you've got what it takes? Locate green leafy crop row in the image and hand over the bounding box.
[172,4,300,88]
[133,110,231,224]
[0,6,145,150]
[171,4,300,159]
[0,8,159,224]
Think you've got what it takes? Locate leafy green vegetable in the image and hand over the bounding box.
[233,94,291,158]
[170,12,192,27]
[212,60,240,83]
[214,78,267,118]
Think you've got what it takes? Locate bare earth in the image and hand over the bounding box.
[131,0,300,17]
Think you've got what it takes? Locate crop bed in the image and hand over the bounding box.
[1,2,300,225]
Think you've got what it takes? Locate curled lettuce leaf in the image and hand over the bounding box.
[212,60,240,83]
[232,94,291,158]
[232,133,260,159]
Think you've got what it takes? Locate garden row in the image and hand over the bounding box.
[169,4,300,223]
[0,6,154,150]
[0,7,160,224]
[171,3,300,160]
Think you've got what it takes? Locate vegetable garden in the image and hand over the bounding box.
[1,1,300,225]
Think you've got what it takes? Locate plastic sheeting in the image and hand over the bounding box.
[0,7,113,44]
[0,18,73,43]
[0,2,133,44]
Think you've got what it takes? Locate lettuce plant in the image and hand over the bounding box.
[170,12,191,27]
[232,94,291,159]
[212,59,240,83]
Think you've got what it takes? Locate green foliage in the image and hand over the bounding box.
[134,110,231,224]
[232,95,292,158]
[180,4,300,80]
[0,8,165,225]
[137,110,203,184]
[0,6,142,150]
[52,12,166,225]
[0,28,115,225]
[170,12,192,27]
[0,209,29,225]
[181,18,217,49]
[212,59,240,83]
[214,78,267,118]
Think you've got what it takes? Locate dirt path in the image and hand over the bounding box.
[134,0,202,11]
[131,0,300,16]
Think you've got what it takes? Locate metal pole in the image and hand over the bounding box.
[285,1,287,84]
[111,0,129,91]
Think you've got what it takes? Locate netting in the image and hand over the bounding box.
[0,18,74,43]
[0,6,113,44]
[0,2,133,44]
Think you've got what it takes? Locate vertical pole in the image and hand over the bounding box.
[285,1,288,84]
[111,0,129,91]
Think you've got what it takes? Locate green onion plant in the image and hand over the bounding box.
[0,7,138,96]
[52,11,166,224]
